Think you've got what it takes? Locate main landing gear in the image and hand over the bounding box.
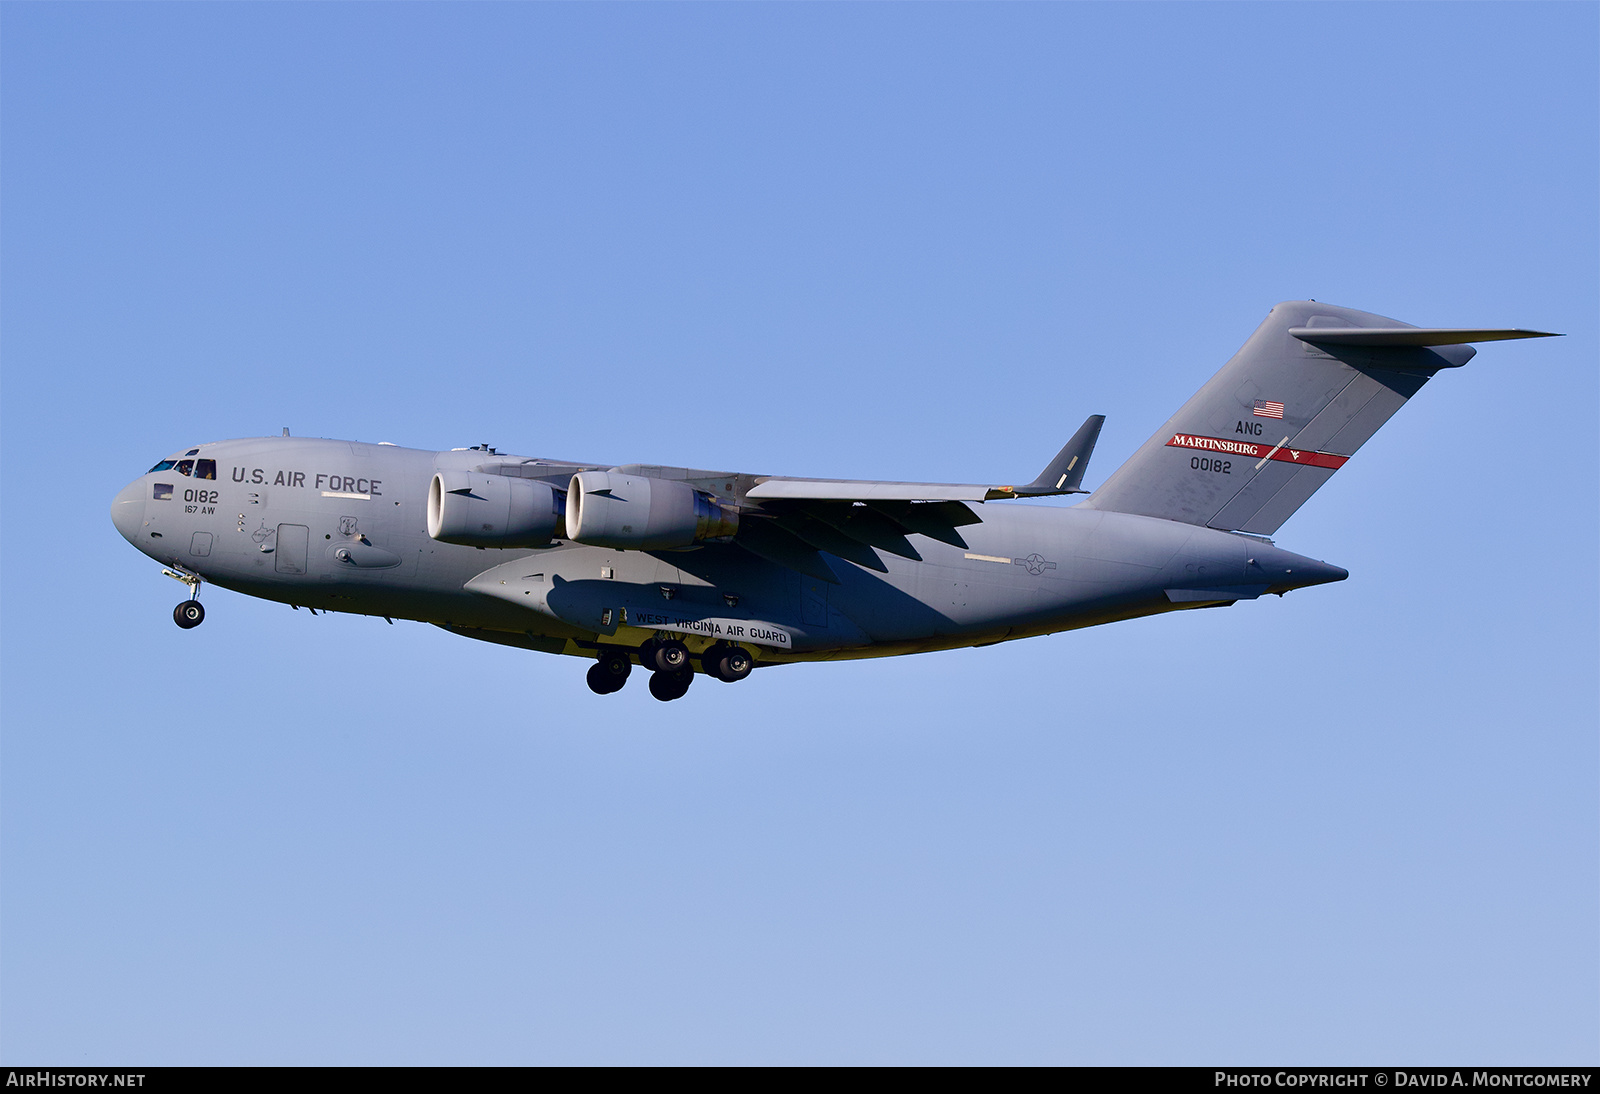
[647,667,693,702]
[704,643,752,683]
[165,568,205,629]
[586,649,633,695]
[648,639,690,673]
[642,638,695,702]
[584,640,756,700]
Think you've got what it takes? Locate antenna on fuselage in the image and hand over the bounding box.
[282,427,290,437]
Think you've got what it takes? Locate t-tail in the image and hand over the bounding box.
[1081,300,1558,536]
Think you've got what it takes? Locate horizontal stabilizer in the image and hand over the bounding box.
[1289,327,1560,347]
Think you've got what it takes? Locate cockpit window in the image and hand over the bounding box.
[175,460,194,477]
[148,459,177,473]
[195,458,216,480]
[184,449,200,457]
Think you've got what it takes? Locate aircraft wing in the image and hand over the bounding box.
[735,497,982,580]
[746,478,994,502]
[733,415,1105,581]
[744,413,1106,504]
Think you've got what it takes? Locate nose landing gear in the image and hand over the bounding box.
[164,567,205,629]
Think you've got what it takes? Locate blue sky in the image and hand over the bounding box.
[2,2,1595,1064]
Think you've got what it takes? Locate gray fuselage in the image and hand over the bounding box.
[111,436,1347,668]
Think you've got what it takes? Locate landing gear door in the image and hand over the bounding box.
[275,524,309,575]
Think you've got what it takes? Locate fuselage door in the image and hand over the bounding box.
[275,524,309,575]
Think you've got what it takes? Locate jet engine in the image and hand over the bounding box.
[427,471,564,548]
[566,471,738,550]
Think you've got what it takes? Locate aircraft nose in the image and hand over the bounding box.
[110,480,146,545]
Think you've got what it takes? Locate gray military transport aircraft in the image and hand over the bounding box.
[111,301,1556,701]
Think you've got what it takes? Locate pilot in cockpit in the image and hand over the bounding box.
[146,454,215,479]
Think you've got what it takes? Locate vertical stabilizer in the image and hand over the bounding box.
[1081,301,1553,535]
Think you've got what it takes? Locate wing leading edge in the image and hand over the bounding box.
[731,416,1103,581]
[744,413,1105,503]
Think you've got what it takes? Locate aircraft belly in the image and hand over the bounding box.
[461,544,870,653]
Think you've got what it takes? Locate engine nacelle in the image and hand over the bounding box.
[427,471,563,548]
[566,471,738,550]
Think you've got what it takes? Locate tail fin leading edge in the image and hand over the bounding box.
[1082,301,1558,536]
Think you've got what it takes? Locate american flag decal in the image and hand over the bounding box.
[1253,400,1285,419]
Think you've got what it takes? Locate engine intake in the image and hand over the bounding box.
[427,471,563,548]
[567,471,738,550]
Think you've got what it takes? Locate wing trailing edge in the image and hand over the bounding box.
[732,418,1105,576]
[744,413,1107,504]
[746,479,991,502]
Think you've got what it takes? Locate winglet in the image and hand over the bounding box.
[1012,414,1106,497]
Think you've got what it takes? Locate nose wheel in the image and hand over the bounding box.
[164,567,205,629]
